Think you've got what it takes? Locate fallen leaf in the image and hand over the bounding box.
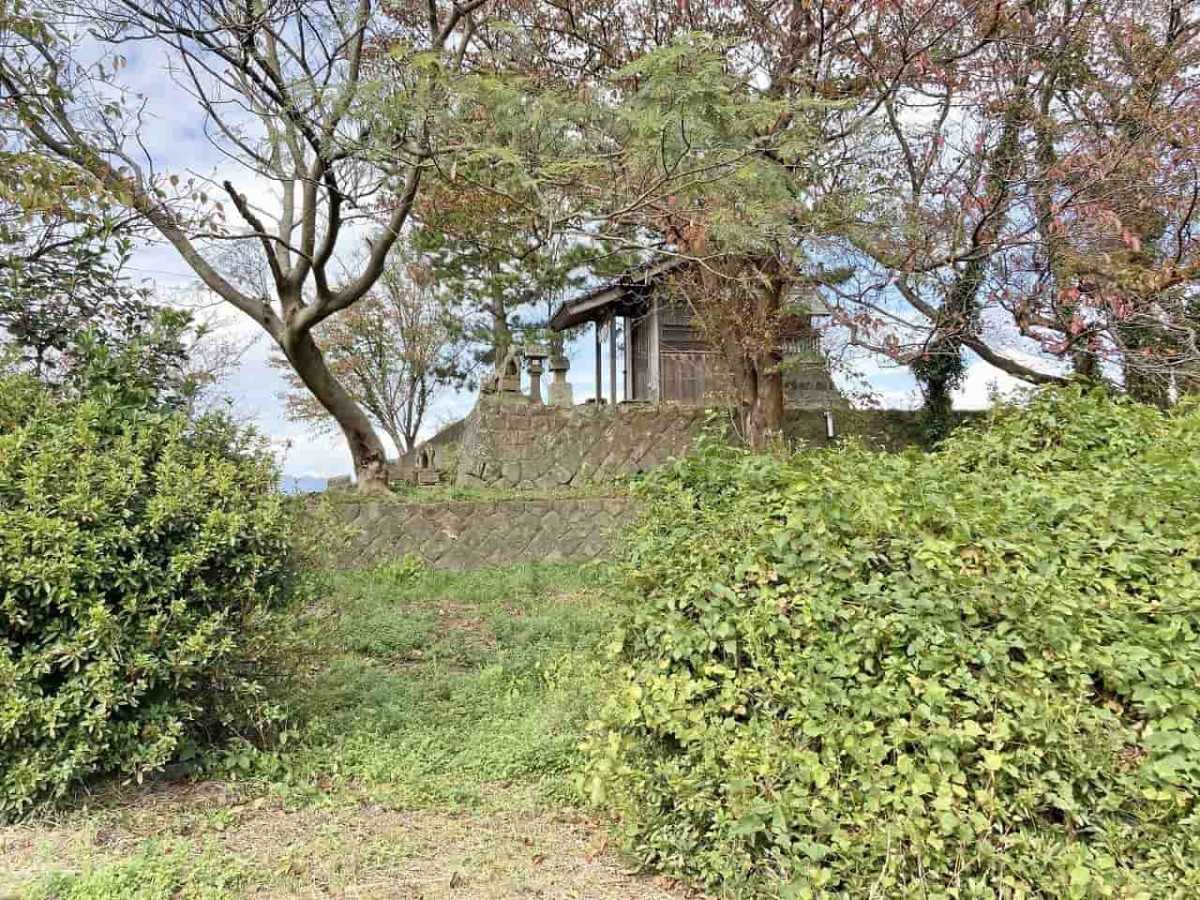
[584,833,608,863]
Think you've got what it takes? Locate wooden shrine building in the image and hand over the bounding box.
[548,257,843,407]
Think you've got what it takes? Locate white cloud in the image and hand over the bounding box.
[954,362,1025,409]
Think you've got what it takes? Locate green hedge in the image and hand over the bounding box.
[585,389,1200,898]
[0,374,295,819]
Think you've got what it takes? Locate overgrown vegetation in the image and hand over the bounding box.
[0,336,296,821]
[24,843,246,900]
[269,561,615,807]
[10,390,1200,898]
[5,563,645,899]
[586,388,1200,897]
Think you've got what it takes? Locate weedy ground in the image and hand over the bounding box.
[0,563,691,899]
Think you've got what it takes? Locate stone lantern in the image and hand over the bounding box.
[523,343,550,404]
[547,351,573,407]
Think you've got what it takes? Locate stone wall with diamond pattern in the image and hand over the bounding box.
[453,398,935,490]
[325,402,946,569]
[329,496,636,570]
[455,400,710,489]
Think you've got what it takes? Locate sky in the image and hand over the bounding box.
[115,37,1031,481]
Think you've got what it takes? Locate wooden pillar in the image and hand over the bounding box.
[624,315,635,399]
[648,299,662,401]
[609,313,618,405]
[594,319,603,403]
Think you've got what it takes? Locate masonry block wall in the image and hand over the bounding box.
[455,401,711,489]
[781,407,946,451]
[324,405,950,569]
[330,496,636,570]
[454,399,937,490]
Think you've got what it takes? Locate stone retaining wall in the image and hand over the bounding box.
[456,401,711,489]
[454,399,936,490]
[329,496,636,569]
[324,405,956,568]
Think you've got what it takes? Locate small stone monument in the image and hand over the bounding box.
[498,343,524,398]
[524,343,549,404]
[414,447,439,486]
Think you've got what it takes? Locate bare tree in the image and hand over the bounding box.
[0,0,488,489]
[273,253,470,456]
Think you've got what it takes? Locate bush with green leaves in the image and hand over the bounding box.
[585,389,1200,898]
[0,340,295,820]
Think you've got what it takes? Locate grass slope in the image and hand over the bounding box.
[2,563,686,899]
[281,560,617,806]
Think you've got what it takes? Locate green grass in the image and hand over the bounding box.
[262,560,619,807]
[11,561,635,900]
[22,842,246,900]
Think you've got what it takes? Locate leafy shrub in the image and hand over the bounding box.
[585,389,1200,897]
[0,363,295,819]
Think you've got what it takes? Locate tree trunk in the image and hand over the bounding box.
[740,360,765,450]
[751,272,786,448]
[758,353,785,436]
[733,348,784,451]
[284,328,391,492]
[1072,350,1101,381]
[715,262,789,452]
[741,358,785,451]
[492,295,511,365]
[384,425,409,459]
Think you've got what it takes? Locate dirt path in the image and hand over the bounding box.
[0,782,694,899]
